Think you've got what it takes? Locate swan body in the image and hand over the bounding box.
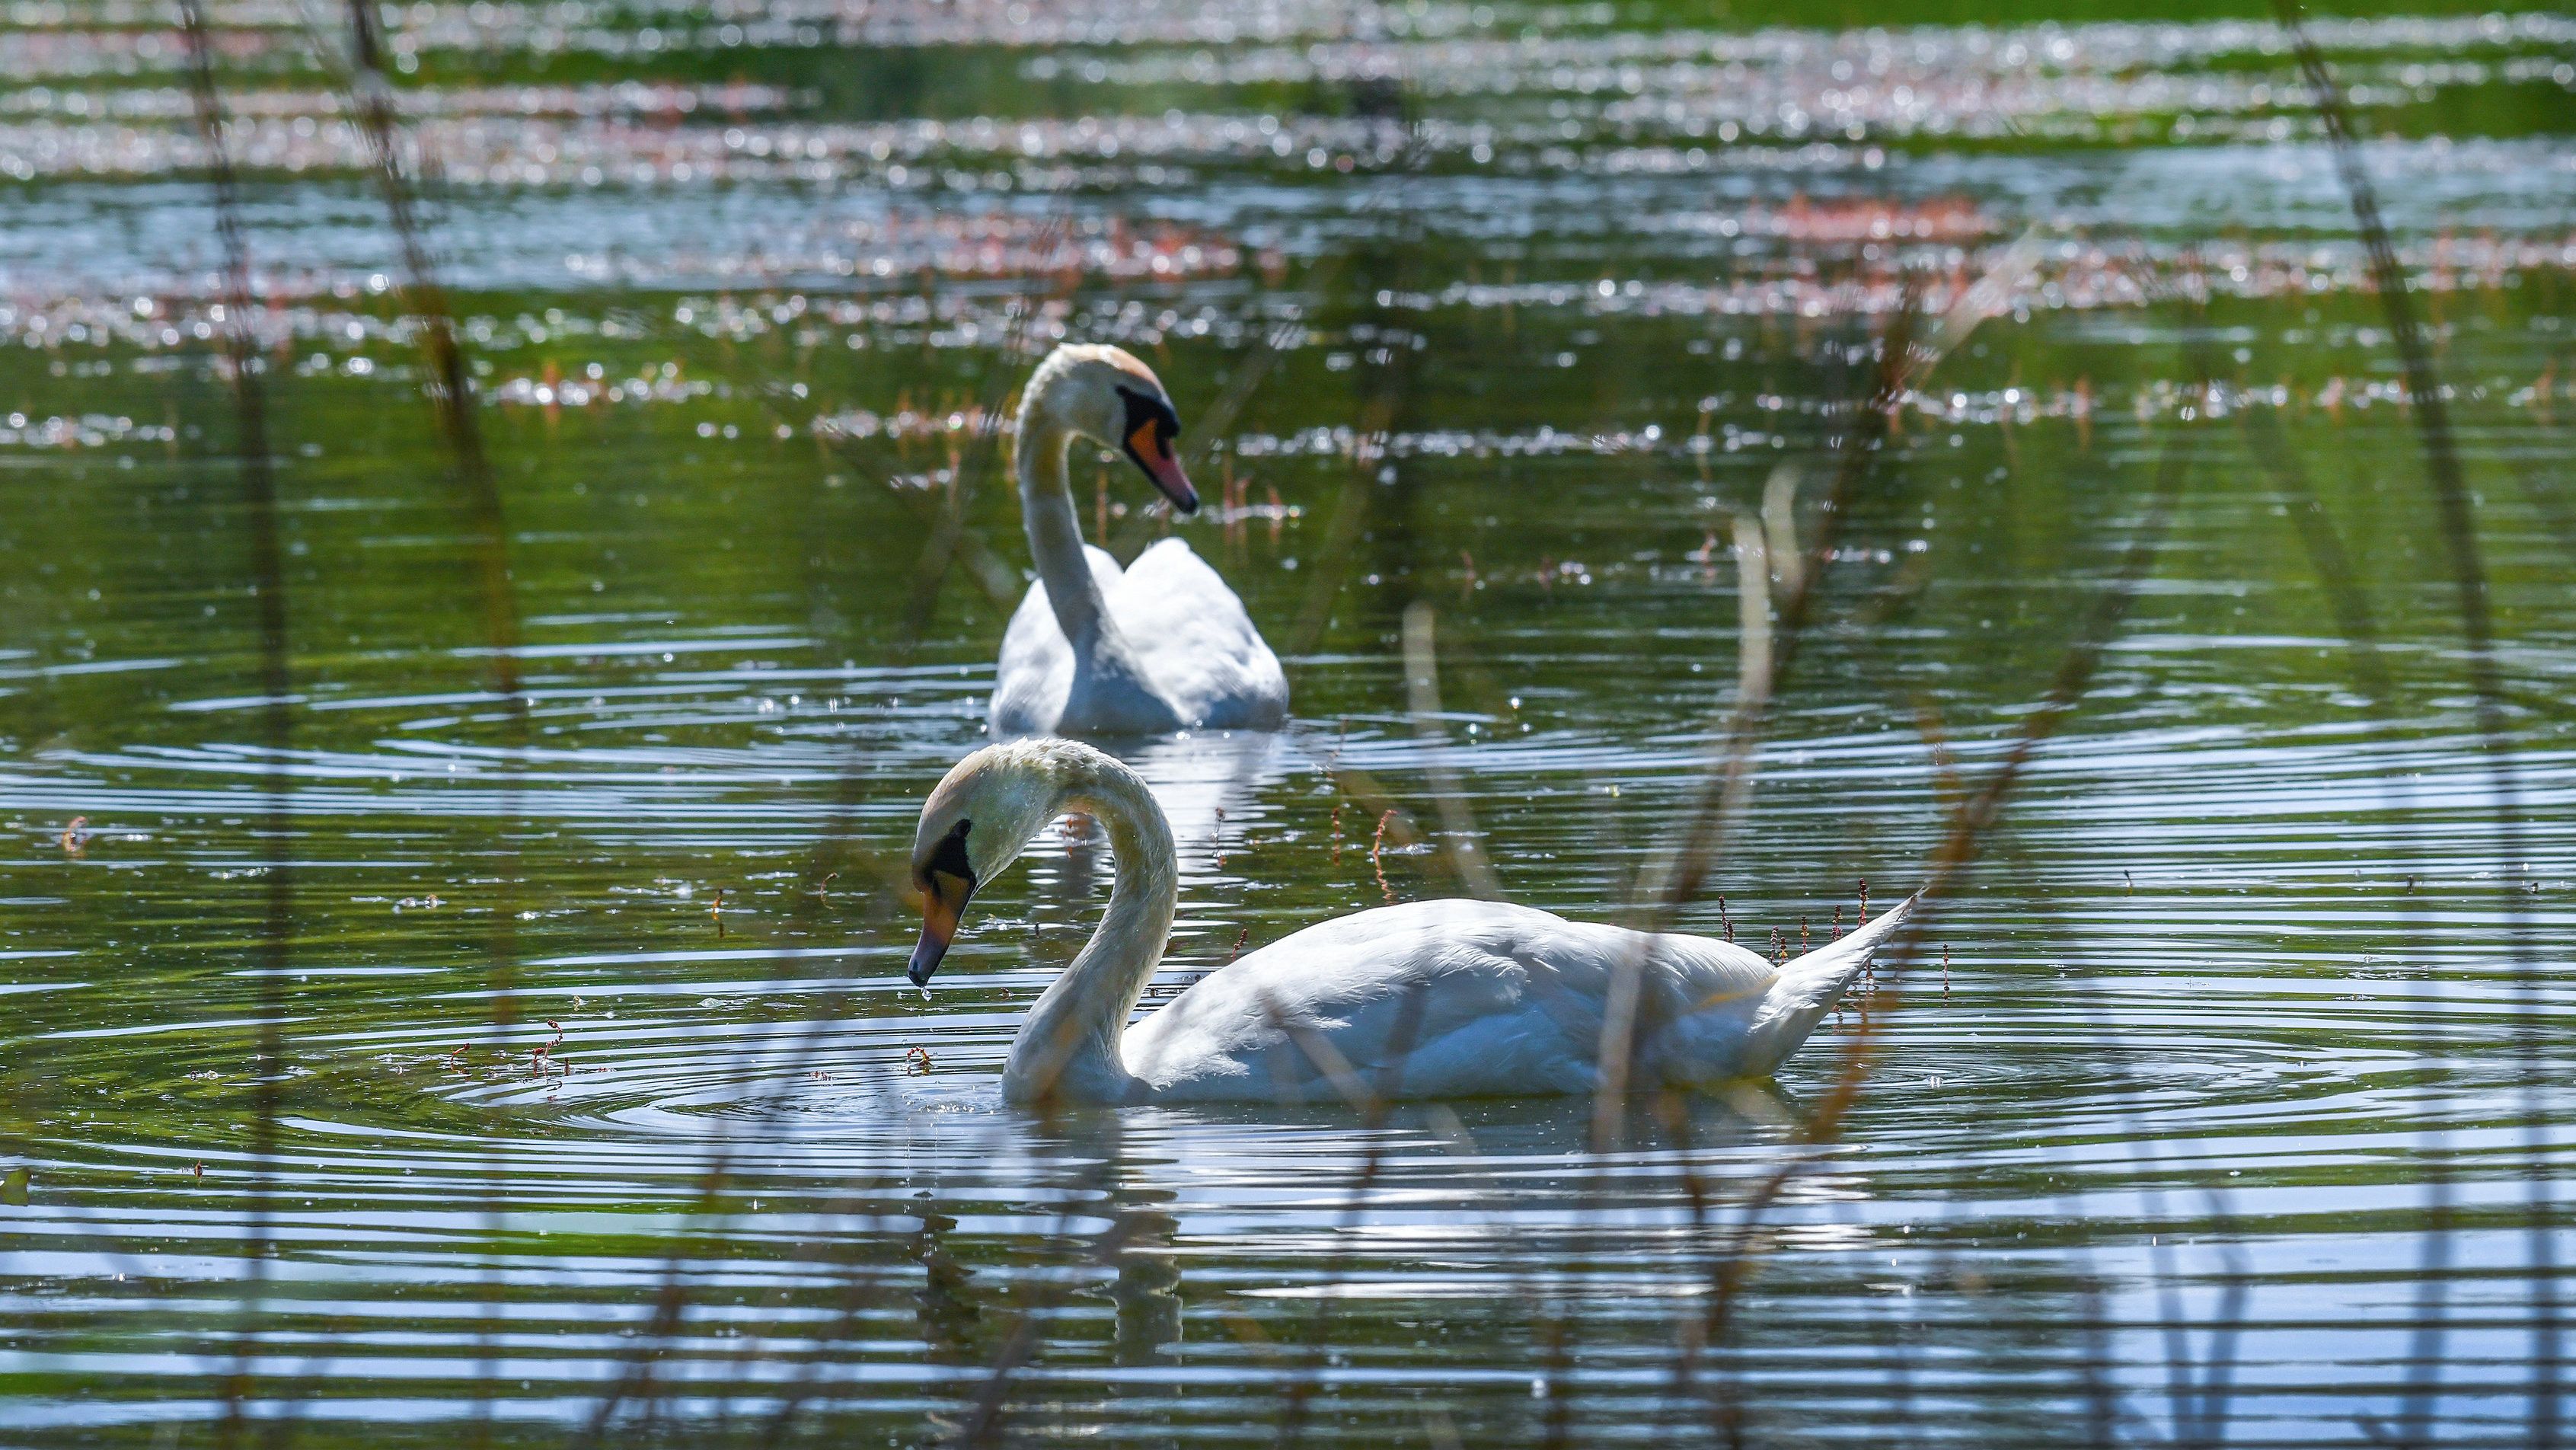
[903,739,1915,1107]
[989,344,1288,736]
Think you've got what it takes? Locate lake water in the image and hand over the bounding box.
[3,0,2574,1442]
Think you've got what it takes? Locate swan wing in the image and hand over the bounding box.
[1106,538,1289,730]
[1118,895,1901,1102]
[1124,899,1770,1102]
[989,545,1124,736]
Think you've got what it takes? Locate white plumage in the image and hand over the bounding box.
[1122,898,1900,1103]
[986,344,1288,737]
[990,538,1288,736]
[902,739,1915,1107]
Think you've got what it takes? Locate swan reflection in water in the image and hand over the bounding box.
[984,1086,1825,1369]
[1036,1111,1187,1365]
[901,1116,1185,1369]
[888,1047,1846,1407]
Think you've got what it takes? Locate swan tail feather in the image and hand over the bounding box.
[1739,891,1920,1075]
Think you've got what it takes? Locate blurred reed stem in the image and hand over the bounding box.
[174,5,297,1442]
[2274,5,2555,1435]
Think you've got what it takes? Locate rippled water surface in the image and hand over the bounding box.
[2,0,2574,1442]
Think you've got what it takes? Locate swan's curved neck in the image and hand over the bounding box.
[1015,409,1106,647]
[1001,761,1176,1106]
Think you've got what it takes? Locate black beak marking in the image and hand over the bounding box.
[908,819,975,988]
[924,817,974,885]
[1114,384,1192,511]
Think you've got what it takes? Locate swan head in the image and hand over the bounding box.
[1020,343,1197,513]
[905,739,1106,986]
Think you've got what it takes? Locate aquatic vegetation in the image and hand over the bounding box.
[0,0,2571,1442]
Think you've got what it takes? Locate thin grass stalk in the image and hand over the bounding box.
[1576,271,1938,1428]
[751,1200,903,1442]
[2188,1242,2255,1446]
[609,1035,919,1434]
[568,1156,765,1431]
[744,314,1023,611]
[573,815,923,1442]
[1412,1101,1563,1439]
[1286,335,1415,657]
[898,215,1078,647]
[1105,270,1343,561]
[1627,513,1770,1426]
[1266,985,1433,1446]
[1690,250,2277,1442]
[1400,603,1501,899]
[1133,75,1432,580]
[953,1102,1208,1444]
[1877,1254,1919,1445]
[729,829,956,1436]
[1586,289,1920,1144]
[1285,114,1434,660]
[2074,1185,2121,1438]
[1578,234,2032,1430]
[2235,414,2395,699]
[1726,516,1773,720]
[806,423,1021,608]
[318,8,538,1432]
[1690,276,2210,1385]
[1584,242,2054,1141]
[1633,234,2045,934]
[943,910,1276,1444]
[1988,825,2246,1445]
[332,3,521,701]
[175,8,296,1444]
[2072,254,2342,1447]
[2272,11,2551,1436]
[2059,225,2449,1441]
[1181,295,1323,472]
[1642,518,1782,1427]
[1641,1091,1720,1407]
[953,1129,1105,1448]
[1697,372,2202,1377]
[2154,266,2441,1448]
[1669,241,2215,1421]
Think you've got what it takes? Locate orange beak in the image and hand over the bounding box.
[1124,420,1198,513]
[908,874,971,986]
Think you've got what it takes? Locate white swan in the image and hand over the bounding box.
[904,739,1916,1107]
[988,343,1288,737]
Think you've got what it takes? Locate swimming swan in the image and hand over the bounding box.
[904,738,1917,1107]
[988,343,1288,736]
